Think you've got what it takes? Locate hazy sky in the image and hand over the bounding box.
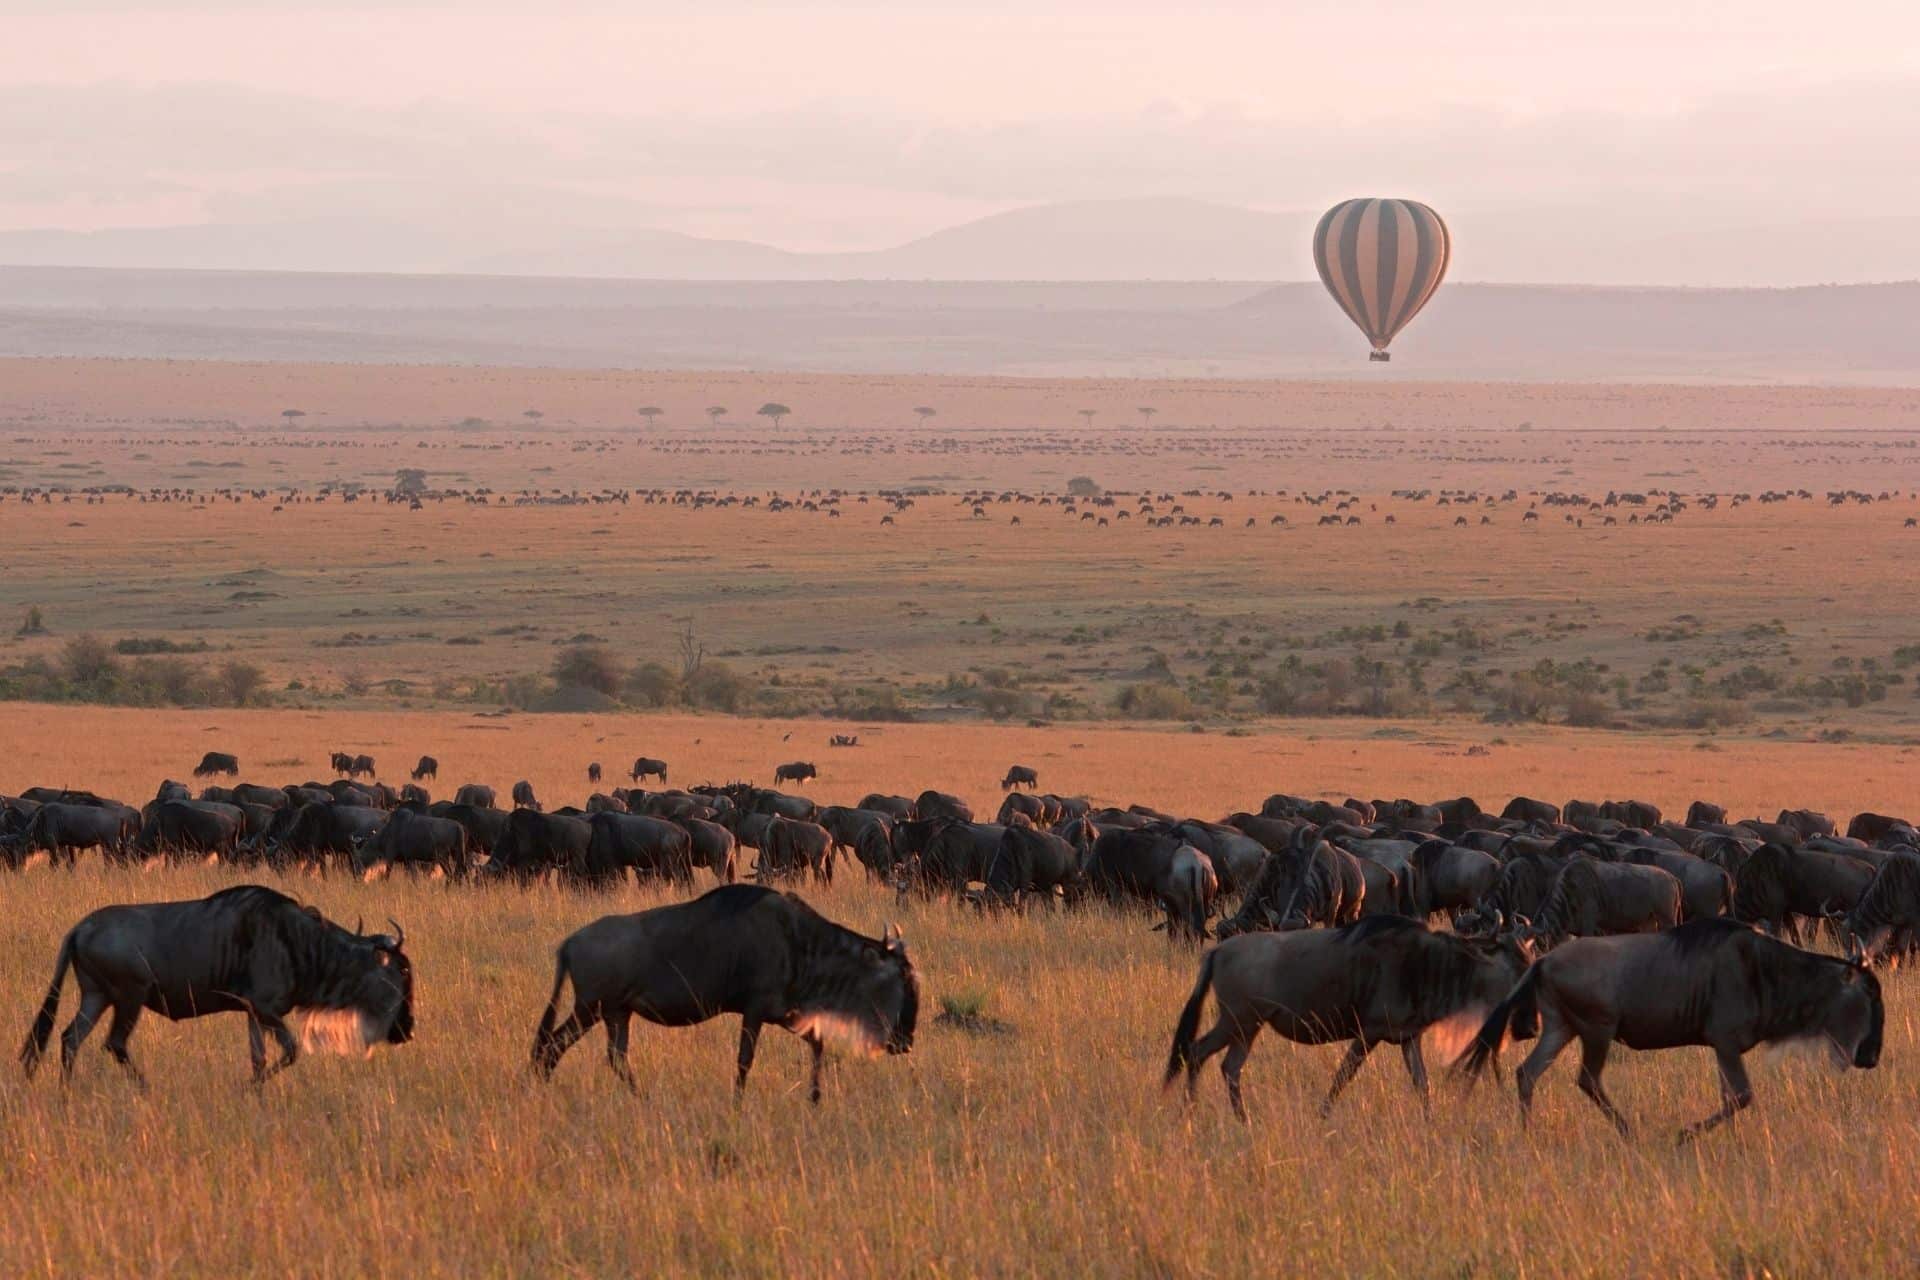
[2,1,1917,280]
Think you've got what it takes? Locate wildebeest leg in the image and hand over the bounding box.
[1320,1039,1373,1116]
[806,1032,825,1105]
[251,1015,300,1083]
[59,988,110,1080]
[736,1016,764,1096]
[1575,1036,1629,1138]
[536,1004,600,1076]
[103,1001,147,1090]
[1220,1031,1257,1122]
[603,1009,637,1094]
[1515,1021,1573,1126]
[1399,1039,1431,1112]
[1679,1047,1754,1142]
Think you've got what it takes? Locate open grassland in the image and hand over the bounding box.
[3,708,1920,1276]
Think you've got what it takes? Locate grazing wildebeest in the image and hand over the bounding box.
[587,762,603,784]
[900,820,1005,898]
[1168,820,1269,896]
[1457,919,1882,1139]
[583,812,695,887]
[454,783,496,809]
[490,810,593,882]
[1167,916,1532,1120]
[362,807,469,878]
[512,780,541,811]
[349,754,377,780]
[193,751,240,778]
[678,817,739,883]
[21,885,412,1085]
[986,823,1084,907]
[411,755,439,781]
[263,803,386,870]
[1732,842,1876,943]
[1215,839,1366,937]
[2,802,139,869]
[772,761,818,786]
[137,800,244,862]
[429,801,510,861]
[330,751,355,776]
[154,779,192,804]
[1500,796,1561,825]
[1000,765,1039,791]
[1686,800,1727,827]
[400,783,431,806]
[530,885,916,1102]
[630,757,669,783]
[816,806,897,879]
[1844,851,1920,963]
[1847,812,1915,844]
[757,815,835,884]
[1081,828,1215,941]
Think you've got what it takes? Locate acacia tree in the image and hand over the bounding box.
[637,406,663,427]
[705,405,727,426]
[1078,409,1097,427]
[281,409,306,428]
[523,409,544,428]
[756,403,791,428]
[1137,406,1157,427]
[913,406,937,426]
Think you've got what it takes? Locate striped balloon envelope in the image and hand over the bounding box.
[1311,198,1450,362]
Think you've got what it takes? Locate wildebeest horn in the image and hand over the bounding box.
[354,916,364,936]
[387,917,405,949]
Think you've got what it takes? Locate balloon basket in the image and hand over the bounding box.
[1368,350,1391,363]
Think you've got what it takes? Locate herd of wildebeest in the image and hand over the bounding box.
[5,746,1908,1139]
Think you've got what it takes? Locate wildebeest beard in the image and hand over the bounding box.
[783,914,917,1056]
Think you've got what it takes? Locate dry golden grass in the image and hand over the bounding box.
[3,707,1920,1275]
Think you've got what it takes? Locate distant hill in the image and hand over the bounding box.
[3,268,1919,383]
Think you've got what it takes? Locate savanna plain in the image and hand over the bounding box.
[3,360,1920,1276]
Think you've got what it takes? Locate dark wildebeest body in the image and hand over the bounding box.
[4,802,138,869]
[756,816,835,884]
[154,780,192,804]
[138,800,244,862]
[587,763,603,785]
[530,885,916,1102]
[1167,916,1531,1119]
[350,754,377,780]
[1501,796,1561,825]
[772,761,817,786]
[1081,829,1215,940]
[630,757,669,783]
[1215,840,1365,937]
[364,808,470,878]
[1000,765,1039,791]
[986,824,1084,907]
[1530,858,1682,947]
[1169,820,1269,897]
[1410,839,1500,918]
[268,803,386,870]
[512,780,541,812]
[678,817,739,883]
[1732,842,1876,943]
[817,806,897,879]
[858,793,915,822]
[584,812,695,887]
[1848,812,1915,844]
[1845,852,1920,963]
[411,755,439,781]
[20,885,412,1085]
[914,790,972,823]
[1686,800,1728,828]
[491,810,593,882]
[1458,919,1882,1139]
[1607,845,1731,921]
[193,751,240,778]
[430,802,510,860]
[454,783,496,809]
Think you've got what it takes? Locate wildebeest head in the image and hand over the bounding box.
[792,923,918,1057]
[293,917,415,1055]
[1824,963,1883,1069]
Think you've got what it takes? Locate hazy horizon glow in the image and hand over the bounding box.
[1,1,1916,282]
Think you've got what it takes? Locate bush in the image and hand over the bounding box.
[624,662,680,708]
[114,636,211,655]
[552,644,627,697]
[62,634,122,690]
[1114,683,1195,720]
[686,661,749,712]
[219,660,267,707]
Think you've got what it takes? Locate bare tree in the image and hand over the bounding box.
[705,405,727,426]
[637,406,663,427]
[676,619,706,681]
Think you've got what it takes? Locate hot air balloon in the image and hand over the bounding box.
[1312,198,1450,362]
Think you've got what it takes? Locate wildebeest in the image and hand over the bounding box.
[1732,842,1876,943]
[587,762,603,784]
[512,780,541,811]
[1216,837,1365,937]
[857,793,915,821]
[2,802,139,869]
[330,751,355,776]
[530,885,916,1102]
[453,783,496,809]
[362,807,469,879]
[490,810,593,882]
[757,815,835,884]
[630,757,669,783]
[1166,916,1532,1119]
[1500,796,1561,825]
[192,751,239,778]
[1000,765,1039,791]
[985,823,1084,907]
[138,800,244,862]
[772,761,818,786]
[1457,919,1882,1139]
[913,789,972,823]
[21,885,412,1085]
[1528,858,1683,947]
[411,755,439,781]
[1843,851,1920,963]
[1081,828,1215,941]
[583,812,696,887]
[679,817,739,883]
[816,805,897,879]
[263,802,386,870]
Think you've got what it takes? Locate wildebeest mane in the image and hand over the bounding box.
[768,888,918,1051]
[211,884,402,1009]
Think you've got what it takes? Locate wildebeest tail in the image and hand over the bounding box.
[530,944,574,1074]
[1163,947,1217,1088]
[20,931,75,1077]
[1453,963,1541,1084]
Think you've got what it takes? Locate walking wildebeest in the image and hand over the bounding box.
[411,755,439,781]
[1528,858,1683,947]
[773,761,817,786]
[512,780,541,811]
[1000,765,1039,791]
[1732,842,1876,943]
[192,751,239,778]
[1166,916,1532,1120]
[2,802,138,869]
[1457,918,1882,1140]
[587,762,603,784]
[530,885,916,1102]
[630,757,669,783]
[20,885,412,1085]
[349,754,377,780]
[1844,851,1920,964]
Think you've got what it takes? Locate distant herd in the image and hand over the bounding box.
[6,748,1913,1139]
